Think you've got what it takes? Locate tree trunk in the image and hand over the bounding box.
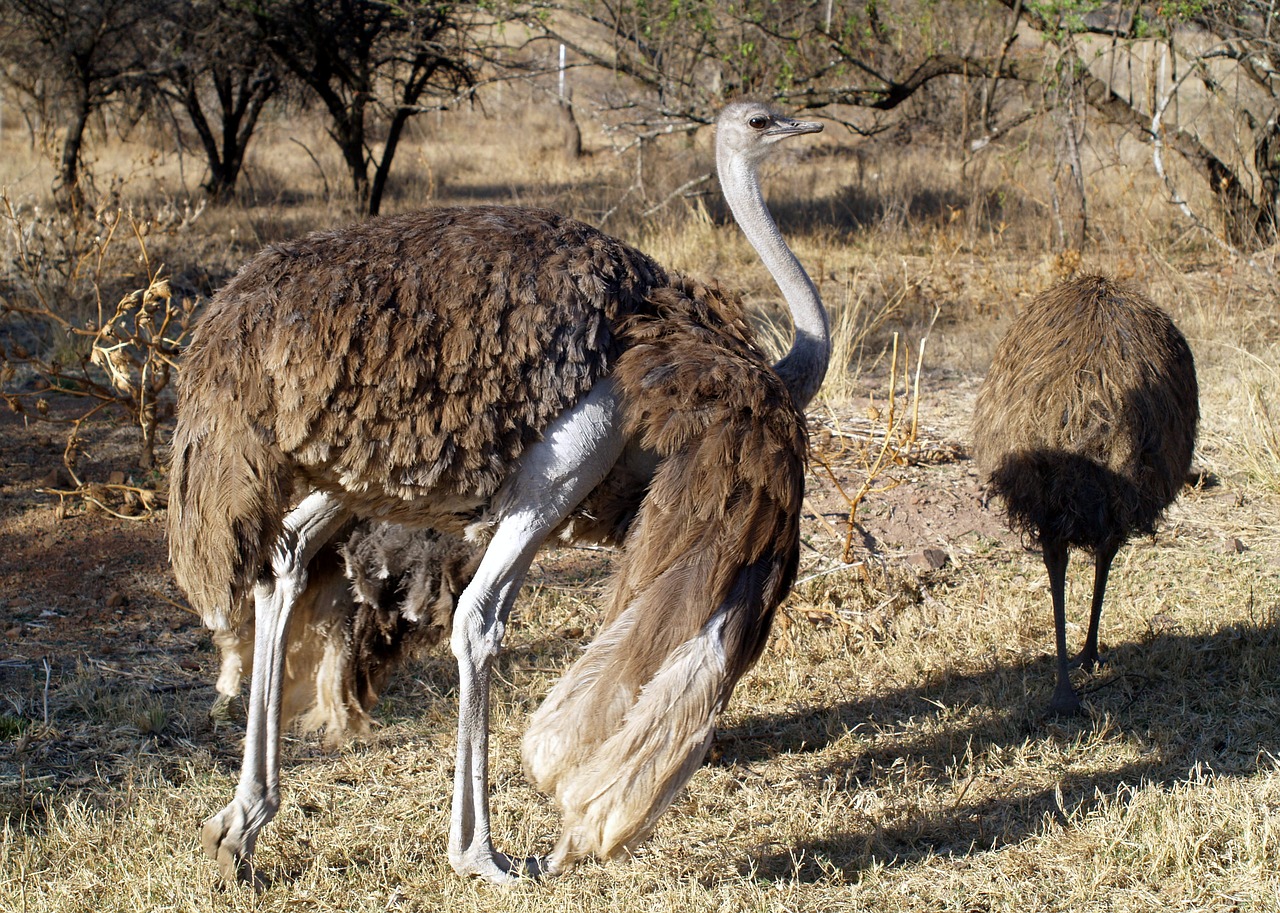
[321,96,370,210]
[1052,91,1088,251]
[368,107,411,217]
[1253,115,1279,245]
[54,91,91,213]
[559,93,582,159]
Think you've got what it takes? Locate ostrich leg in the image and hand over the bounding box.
[448,381,625,884]
[1043,538,1081,716]
[202,491,349,882]
[1076,537,1120,672]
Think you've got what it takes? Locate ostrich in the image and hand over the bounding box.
[972,274,1198,715]
[169,100,829,884]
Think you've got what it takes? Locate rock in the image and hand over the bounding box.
[908,548,949,571]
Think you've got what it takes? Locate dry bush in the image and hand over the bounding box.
[0,198,197,513]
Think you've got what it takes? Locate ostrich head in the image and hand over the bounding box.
[715,101,824,168]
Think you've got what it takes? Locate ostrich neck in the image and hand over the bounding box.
[718,151,830,410]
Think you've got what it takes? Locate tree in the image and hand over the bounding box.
[526,0,1277,251]
[248,0,483,215]
[0,0,157,212]
[517,1,998,123]
[149,0,282,203]
[1158,0,1279,246]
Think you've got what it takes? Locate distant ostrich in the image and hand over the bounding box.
[169,100,829,884]
[972,274,1198,715]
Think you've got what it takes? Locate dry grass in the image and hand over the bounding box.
[3,87,1280,912]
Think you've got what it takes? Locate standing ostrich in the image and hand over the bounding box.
[972,274,1198,715]
[169,100,830,884]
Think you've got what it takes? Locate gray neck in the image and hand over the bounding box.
[717,149,830,410]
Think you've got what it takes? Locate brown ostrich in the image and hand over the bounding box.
[972,274,1198,715]
[169,100,829,885]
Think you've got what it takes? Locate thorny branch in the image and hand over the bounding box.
[1,203,197,516]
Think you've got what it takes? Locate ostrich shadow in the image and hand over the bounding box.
[713,618,1280,883]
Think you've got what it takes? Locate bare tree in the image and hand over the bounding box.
[988,0,1278,250]
[149,0,282,203]
[516,0,1011,132]
[525,0,1277,251]
[247,0,483,215]
[0,0,156,211]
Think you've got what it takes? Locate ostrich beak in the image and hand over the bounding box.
[769,116,824,138]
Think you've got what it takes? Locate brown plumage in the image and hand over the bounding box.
[523,279,805,868]
[170,207,664,629]
[972,274,1199,714]
[170,101,827,885]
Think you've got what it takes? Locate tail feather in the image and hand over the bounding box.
[168,394,291,632]
[549,611,728,864]
[522,279,807,865]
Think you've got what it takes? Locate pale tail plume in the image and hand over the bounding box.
[522,282,806,867]
[543,552,795,868]
[551,611,727,864]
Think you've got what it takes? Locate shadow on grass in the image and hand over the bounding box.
[715,619,1280,883]
[5,600,1278,885]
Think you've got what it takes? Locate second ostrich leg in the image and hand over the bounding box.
[1076,537,1121,672]
[201,492,349,882]
[449,381,626,883]
[1043,539,1080,716]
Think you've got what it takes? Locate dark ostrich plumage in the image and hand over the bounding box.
[973,274,1199,714]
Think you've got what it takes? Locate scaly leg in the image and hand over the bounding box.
[1042,538,1081,716]
[1076,538,1120,672]
[448,381,626,884]
[201,491,349,883]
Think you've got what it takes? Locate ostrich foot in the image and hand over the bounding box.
[201,800,267,886]
[449,841,543,885]
[1047,680,1083,717]
[1070,648,1106,673]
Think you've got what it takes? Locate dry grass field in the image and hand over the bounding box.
[2,94,1280,912]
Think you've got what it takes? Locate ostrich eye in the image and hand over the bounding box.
[748,115,770,129]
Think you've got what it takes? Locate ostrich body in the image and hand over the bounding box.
[169,101,829,884]
[972,274,1198,715]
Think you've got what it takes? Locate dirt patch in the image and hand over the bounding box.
[801,376,1019,574]
[0,398,194,713]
